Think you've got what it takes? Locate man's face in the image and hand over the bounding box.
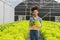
[33,10,38,15]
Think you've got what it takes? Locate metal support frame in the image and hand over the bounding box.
[15,0,60,21]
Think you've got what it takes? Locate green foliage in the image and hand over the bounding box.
[0,20,60,40]
[40,20,60,40]
[32,20,41,26]
[0,20,29,40]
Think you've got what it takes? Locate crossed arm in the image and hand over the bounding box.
[29,22,42,30]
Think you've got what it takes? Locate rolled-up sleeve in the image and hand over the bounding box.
[29,17,33,23]
[39,18,42,27]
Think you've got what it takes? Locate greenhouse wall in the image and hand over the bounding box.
[0,1,14,24]
[0,1,4,24]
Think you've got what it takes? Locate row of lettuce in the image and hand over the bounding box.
[0,20,29,40]
[0,20,60,40]
[40,20,60,40]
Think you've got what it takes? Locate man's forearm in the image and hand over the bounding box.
[35,25,42,29]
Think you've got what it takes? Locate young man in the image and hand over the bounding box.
[29,5,42,40]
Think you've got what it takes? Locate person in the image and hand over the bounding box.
[29,5,42,40]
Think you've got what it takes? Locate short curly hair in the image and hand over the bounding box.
[31,5,39,12]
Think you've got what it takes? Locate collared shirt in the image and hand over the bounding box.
[29,16,42,27]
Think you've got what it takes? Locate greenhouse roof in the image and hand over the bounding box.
[0,0,25,8]
[55,0,60,3]
[0,0,60,8]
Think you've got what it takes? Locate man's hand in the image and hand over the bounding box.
[29,23,41,30]
[35,26,40,29]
